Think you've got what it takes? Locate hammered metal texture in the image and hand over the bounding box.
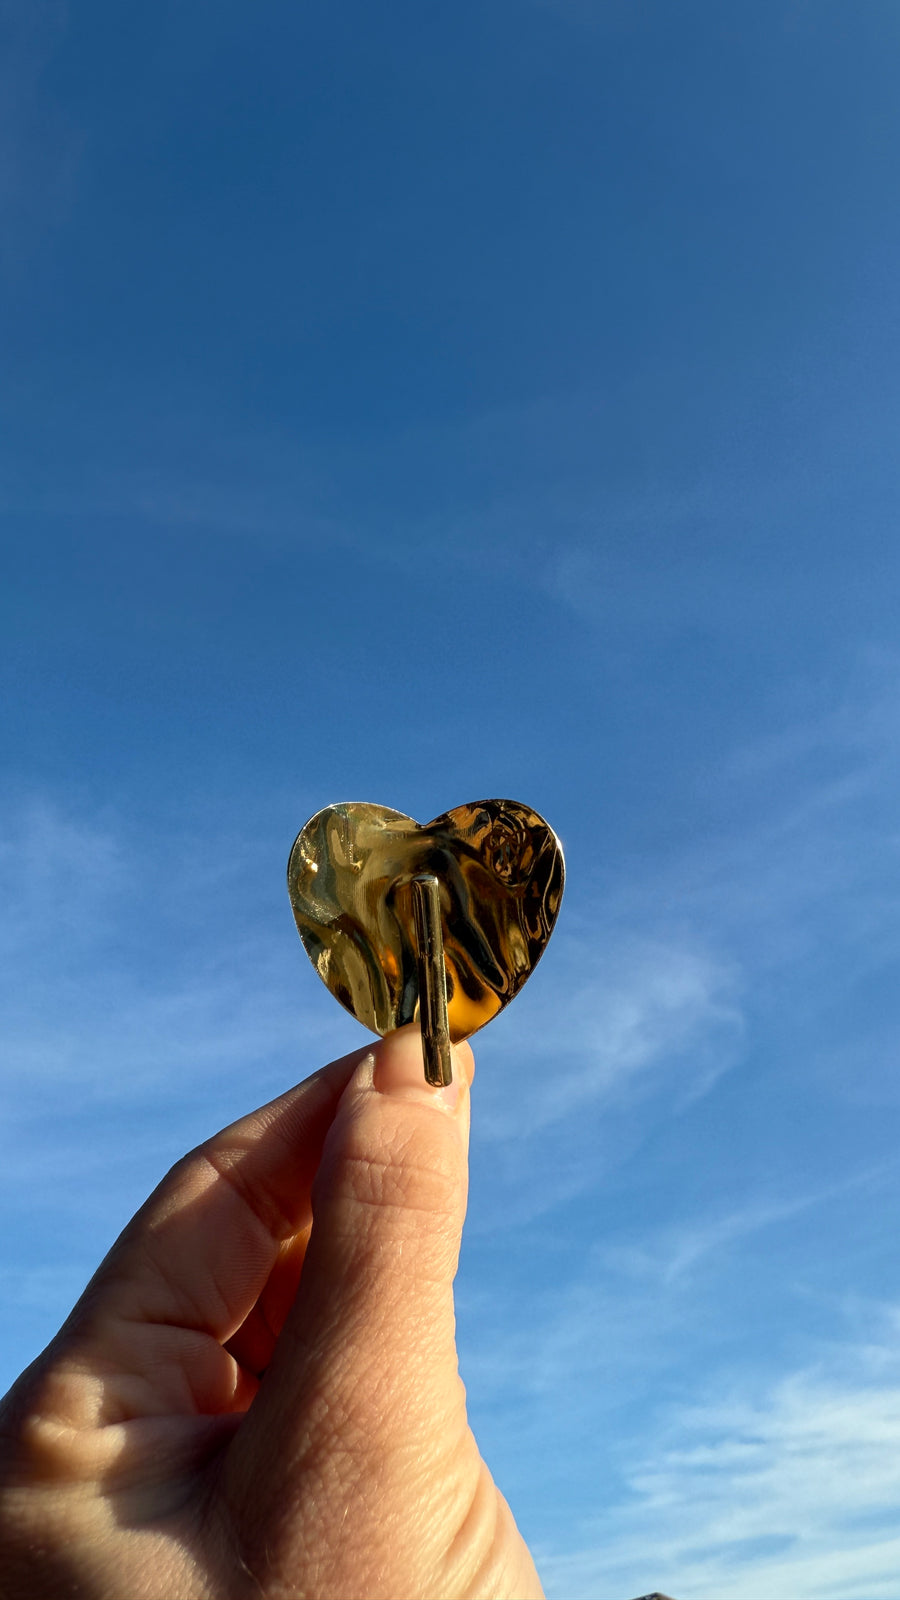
[287,800,564,1042]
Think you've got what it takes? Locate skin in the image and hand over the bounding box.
[0,1028,544,1600]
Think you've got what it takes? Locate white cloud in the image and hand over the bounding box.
[462,1180,829,1414]
[475,926,744,1142]
[0,795,126,951]
[0,793,352,1128]
[464,651,900,1220]
[537,1325,900,1600]
[601,1192,819,1288]
[575,653,900,1011]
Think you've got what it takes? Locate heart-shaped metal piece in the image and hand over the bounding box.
[287,799,564,1042]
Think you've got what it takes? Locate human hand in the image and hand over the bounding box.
[0,1028,543,1600]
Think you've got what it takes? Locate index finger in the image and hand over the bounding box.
[71,1043,370,1348]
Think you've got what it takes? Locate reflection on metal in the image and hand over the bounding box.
[287,800,565,1079]
[411,874,452,1088]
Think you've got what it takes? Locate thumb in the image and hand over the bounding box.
[227,1026,475,1513]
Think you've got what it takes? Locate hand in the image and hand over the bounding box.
[0,1028,544,1600]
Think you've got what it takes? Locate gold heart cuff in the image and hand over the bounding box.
[288,799,565,1086]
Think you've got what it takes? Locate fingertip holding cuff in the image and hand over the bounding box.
[372,1026,468,1112]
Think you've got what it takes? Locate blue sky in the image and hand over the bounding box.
[3,3,900,1596]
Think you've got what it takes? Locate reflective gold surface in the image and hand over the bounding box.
[411,873,452,1085]
[287,799,565,1042]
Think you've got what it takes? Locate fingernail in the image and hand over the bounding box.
[373,1028,462,1110]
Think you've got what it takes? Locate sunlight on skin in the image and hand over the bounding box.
[0,1029,543,1600]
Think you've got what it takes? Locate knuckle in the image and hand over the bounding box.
[338,1117,462,1221]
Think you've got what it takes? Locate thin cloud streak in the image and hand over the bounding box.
[537,1324,900,1600]
[602,1193,819,1288]
[476,928,744,1140]
[0,794,351,1140]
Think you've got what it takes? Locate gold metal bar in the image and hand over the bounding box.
[411,873,452,1087]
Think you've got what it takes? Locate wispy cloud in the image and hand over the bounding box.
[465,648,900,1237]
[601,1191,818,1288]
[476,925,743,1140]
[537,1321,900,1600]
[463,1177,838,1412]
[0,793,351,1140]
[572,650,900,1015]
[460,657,900,1598]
